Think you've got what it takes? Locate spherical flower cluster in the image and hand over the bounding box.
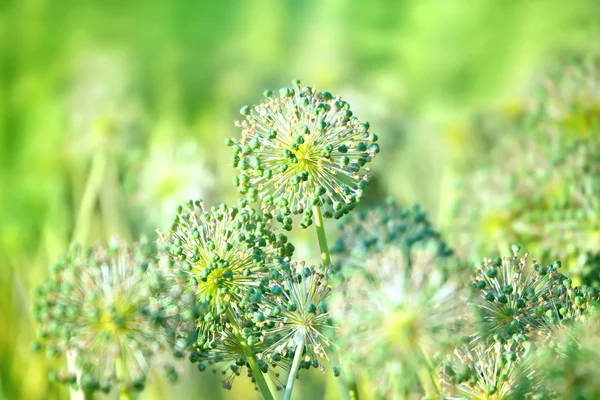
[254,261,337,372]
[333,244,463,399]
[470,245,596,343]
[227,79,379,229]
[31,241,174,393]
[332,200,455,264]
[157,200,294,352]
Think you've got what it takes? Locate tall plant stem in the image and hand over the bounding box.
[283,338,305,400]
[312,206,360,400]
[312,205,331,266]
[225,309,275,400]
[73,152,107,244]
[115,356,131,400]
[346,372,359,400]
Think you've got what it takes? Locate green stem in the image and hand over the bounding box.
[346,372,359,400]
[312,205,331,266]
[225,309,275,400]
[283,338,305,400]
[73,152,107,244]
[418,343,441,395]
[115,356,131,400]
[313,207,360,400]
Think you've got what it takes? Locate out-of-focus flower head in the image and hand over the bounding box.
[330,201,463,399]
[332,200,455,264]
[450,55,600,288]
[524,311,600,399]
[31,240,175,393]
[66,51,145,160]
[227,79,380,230]
[330,202,464,398]
[157,200,294,355]
[134,138,214,229]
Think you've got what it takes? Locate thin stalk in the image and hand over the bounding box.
[225,309,275,400]
[115,356,131,400]
[313,207,360,400]
[283,338,305,400]
[312,205,331,266]
[73,152,107,244]
[418,343,441,395]
[345,372,359,400]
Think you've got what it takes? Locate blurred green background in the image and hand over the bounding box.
[1,0,599,399]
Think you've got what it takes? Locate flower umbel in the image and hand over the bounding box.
[253,261,337,371]
[158,200,294,351]
[228,79,379,229]
[333,244,462,399]
[332,200,455,263]
[32,241,173,393]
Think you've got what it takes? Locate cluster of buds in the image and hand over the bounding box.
[31,241,175,393]
[227,79,379,230]
[332,202,463,398]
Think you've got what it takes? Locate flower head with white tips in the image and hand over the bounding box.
[228,79,379,230]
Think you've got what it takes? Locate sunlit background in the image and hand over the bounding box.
[1,1,600,399]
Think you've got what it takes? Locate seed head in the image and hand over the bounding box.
[525,312,600,399]
[332,200,455,263]
[157,200,294,352]
[250,261,337,373]
[469,246,594,343]
[31,241,172,393]
[228,79,379,229]
[333,245,463,398]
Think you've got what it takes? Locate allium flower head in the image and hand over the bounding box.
[157,200,294,350]
[439,339,536,400]
[248,261,337,373]
[31,241,173,393]
[333,244,463,399]
[469,245,587,343]
[332,200,455,263]
[227,79,380,229]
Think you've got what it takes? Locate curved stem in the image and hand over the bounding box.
[225,309,275,400]
[312,205,331,266]
[283,338,305,400]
